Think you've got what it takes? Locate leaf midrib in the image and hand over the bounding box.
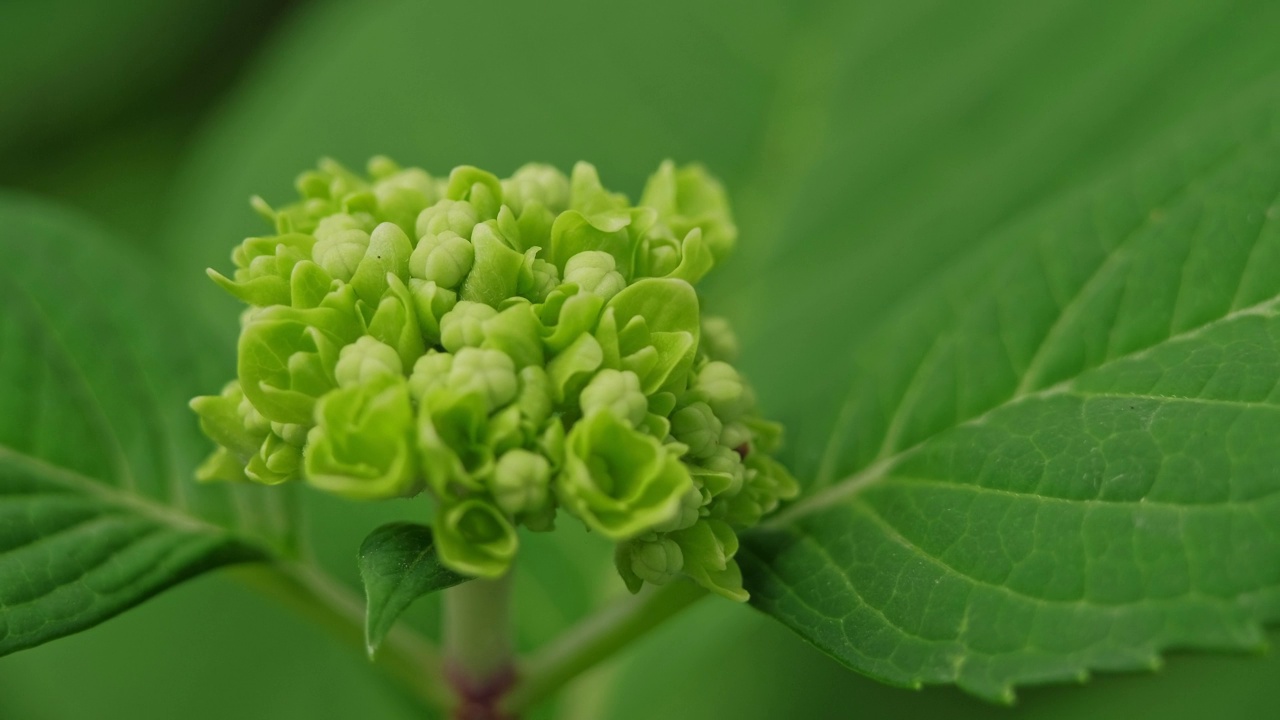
[764,294,1280,530]
[0,443,218,536]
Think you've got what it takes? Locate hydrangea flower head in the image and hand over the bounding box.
[192,157,797,599]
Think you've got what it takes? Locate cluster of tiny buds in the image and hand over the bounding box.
[191,157,797,600]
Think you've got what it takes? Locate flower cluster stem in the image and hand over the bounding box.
[444,573,517,719]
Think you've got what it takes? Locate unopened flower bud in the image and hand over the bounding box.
[692,361,748,420]
[630,536,684,585]
[440,300,498,352]
[490,449,551,516]
[579,369,647,426]
[449,347,518,411]
[415,199,478,240]
[565,251,626,300]
[670,402,722,459]
[410,231,474,289]
[335,336,403,387]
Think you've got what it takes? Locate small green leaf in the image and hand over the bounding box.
[358,521,469,656]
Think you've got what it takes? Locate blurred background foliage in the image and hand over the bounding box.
[2,0,1279,718]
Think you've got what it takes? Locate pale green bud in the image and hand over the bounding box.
[415,198,478,239]
[270,421,309,447]
[646,242,681,278]
[502,163,570,215]
[700,315,740,363]
[629,536,684,585]
[190,381,265,465]
[670,402,722,459]
[312,228,370,281]
[439,300,498,352]
[692,361,748,420]
[579,369,647,427]
[527,258,560,302]
[408,351,454,401]
[671,518,747,601]
[720,421,752,451]
[335,336,403,388]
[650,484,703,532]
[490,449,551,516]
[700,445,746,497]
[246,433,302,485]
[564,251,626,300]
[313,212,374,242]
[449,347,518,411]
[409,230,474,289]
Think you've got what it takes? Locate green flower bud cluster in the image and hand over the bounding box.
[192,157,796,599]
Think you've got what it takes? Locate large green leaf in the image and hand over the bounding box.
[742,96,1280,700]
[0,194,289,656]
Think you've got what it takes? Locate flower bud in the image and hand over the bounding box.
[640,160,737,261]
[270,421,308,447]
[564,251,626,300]
[439,300,498,352]
[579,369,647,427]
[246,433,302,485]
[650,484,703,532]
[671,518,747,601]
[190,381,267,463]
[415,198,478,240]
[629,536,684,585]
[670,402,722,459]
[408,351,454,401]
[700,315,740,363]
[526,258,560,302]
[502,163,570,215]
[490,449,551,516]
[312,228,370,281]
[448,347,518,411]
[720,421,752,452]
[691,361,749,420]
[409,230,474,289]
[699,445,746,497]
[335,336,403,388]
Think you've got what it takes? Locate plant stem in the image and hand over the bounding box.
[230,561,451,710]
[502,580,707,714]
[443,574,517,719]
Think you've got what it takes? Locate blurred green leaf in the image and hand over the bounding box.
[742,94,1280,700]
[0,574,427,720]
[0,0,282,161]
[0,194,291,655]
[359,522,468,656]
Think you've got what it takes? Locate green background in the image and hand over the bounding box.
[2,0,1279,717]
